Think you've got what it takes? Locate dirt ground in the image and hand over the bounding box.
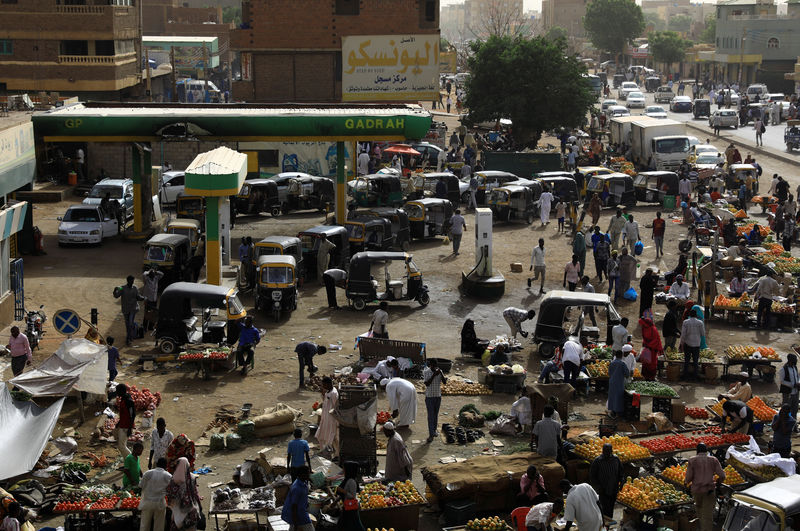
[12,101,800,530]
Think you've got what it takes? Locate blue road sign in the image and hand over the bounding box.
[53,308,81,336]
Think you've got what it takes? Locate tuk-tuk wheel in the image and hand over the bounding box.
[526,213,534,225]
[538,342,555,359]
[461,192,471,204]
[271,207,281,217]
[159,338,177,355]
[352,297,367,311]
[401,240,410,252]
[418,291,430,306]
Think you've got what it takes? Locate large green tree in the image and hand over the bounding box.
[465,35,595,147]
[700,15,716,44]
[649,31,690,69]
[584,0,645,59]
[644,11,666,32]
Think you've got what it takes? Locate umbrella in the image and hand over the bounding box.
[383,144,420,156]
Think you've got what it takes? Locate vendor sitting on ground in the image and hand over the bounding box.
[373,356,399,382]
[719,372,752,402]
[668,274,691,301]
[722,399,755,434]
[460,318,485,357]
[516,465,549,507]
[510,390,532,433]
[489,343,510,366]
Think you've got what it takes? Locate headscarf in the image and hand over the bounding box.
[638,318,663,355]
[682,300,695,321]
[691,304,705,321]
[167,457,199,528]
[172,457,190,485]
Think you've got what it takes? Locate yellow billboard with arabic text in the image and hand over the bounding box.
[342,34,439,102]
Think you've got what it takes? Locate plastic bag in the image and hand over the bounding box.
[623,287,638,301]
[489,415,518,436]
[634,240,644,256]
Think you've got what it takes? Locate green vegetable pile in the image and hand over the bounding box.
[625,381,678,398]
[590,346,613,360]
[482,410,503,421]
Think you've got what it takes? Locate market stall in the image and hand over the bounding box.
[662,347,722,382]
[356,480,425,531]
[53,485,141,531]
[177,346,234,379]
[209,485,276,529]
[721,346,780,380]
[615,476,693,524]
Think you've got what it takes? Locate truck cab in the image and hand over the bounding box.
[650,135,691,171]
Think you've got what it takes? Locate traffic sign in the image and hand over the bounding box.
[53,308,81,336]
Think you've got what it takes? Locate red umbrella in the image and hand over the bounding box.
[383,144,421,156]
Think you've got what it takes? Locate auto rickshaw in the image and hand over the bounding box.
[350,174,405,207]
[255,255,297,321]
[346,216,394,253]
[537,175,580,204]
[345,251,430,310]
[165,218,203,256]
[644,76,661,93]
[576,166,614,197]
[155,282,247,354]
[488,184,537,224]
[235,179,280,217]
[726,163,758,190]
[419,172,462,206]
[143,233,192,290]
[404,198,453,239]
[252,236,305,283]
[584,172,636,208]
[612,74,625,88]
[176,195,206,225]
[297,225,350,279]
[281,175,334,214]
[533,290,621,359]
[472,170,522,205]
[363,207,411,251]
[724,475,800,531]
[693,99,711,119]
[634,171,679,203]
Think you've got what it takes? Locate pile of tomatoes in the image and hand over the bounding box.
[638,428,749,454]
[117,385,161,411]
[120,497,140,509]
[88,496,119,511]
[178,353,205,361]
[54,500,90,512]
[685,407,709,419]
[377,411,392,424]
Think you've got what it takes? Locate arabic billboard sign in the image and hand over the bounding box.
[342,34,439,102]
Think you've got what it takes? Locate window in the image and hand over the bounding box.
[768,37,779,49]
[335,0,358,15]
[0,40,11,55]
[95,40,114,56]
[60,40,89,56]
[424,0,436,22]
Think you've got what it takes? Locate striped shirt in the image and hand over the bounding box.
[503,307,529,327]
[422,366,443,398]
[590,455,623,495]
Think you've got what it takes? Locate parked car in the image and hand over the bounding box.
[746,83,769,102]
[709,109,739,129]
[409,142,445,164]
[82,178,134,220]
[159,171,185,205]
[644,105,668,119]
[606,105,630,118]
[626,91,645,109]
[617,81,639,101]
[765,92,785,103]
[57,205,119,246]
[718,89,741,107]
[654,85,675,104]
[670,95,693,112]
[600,99,618,112]
[688,144,723,164]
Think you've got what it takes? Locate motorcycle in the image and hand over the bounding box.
[25,305,46,349]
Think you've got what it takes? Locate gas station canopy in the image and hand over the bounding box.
[185,146,247,197]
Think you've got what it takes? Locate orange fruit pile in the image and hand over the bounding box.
[747,396,777,421]
[574,435,651,463]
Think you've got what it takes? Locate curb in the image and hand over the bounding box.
[684,121,799,167]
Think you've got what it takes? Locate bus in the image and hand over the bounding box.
[584,74,603,98]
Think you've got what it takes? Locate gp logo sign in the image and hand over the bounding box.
[64,119,83,129]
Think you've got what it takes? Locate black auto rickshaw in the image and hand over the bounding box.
[176,195,206,227]
[345,251,430,310]
[488,184,537,224]
[235,179,280,217]
[351,174,404,207]
[165,218,203,257]
[533,290,621,359]
[143,233,192,290]
[537,175,579,204]
[419,172,462,206]
[252,236,305,283]
[298,225,350,279]
[645,76,661,93]
[634,171,679,203]
[584,172,637,208]
[255,255,298,321]
[155,282,247,354]
[473,170,522,205]
[403,198,453,239]
[612,74,625,88]
[346,216,394,253]
[282,175,334,214]
[364,207,411,251]
[693,99,711,119]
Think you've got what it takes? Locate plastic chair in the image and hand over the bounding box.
[510,506,531,531]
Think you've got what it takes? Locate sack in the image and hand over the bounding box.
[623,287,638,301]
[344,498,359,511]
[489,415,518,436]
[634,240,644,256]
[761,123,766,133]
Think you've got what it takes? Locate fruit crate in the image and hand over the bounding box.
[491,372,526,393]
[359,502,423,531]
[338,382,377,409]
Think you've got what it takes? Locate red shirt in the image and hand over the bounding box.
[116,395,135,430]
[652,218,666,237]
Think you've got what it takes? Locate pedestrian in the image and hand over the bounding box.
[386,377,417,428]
[606,250,620,301]
[722,399,754,434]
[561,338,582,388]
[517,465,549,506]
[502,307,536,339]
[281,466,313,531]
[287,429,312,483]
[754,116,764,146]
[295,341,326,387]
[738,181,749,213]
[369,301,389,339]
[771,405,796,458]
[590,443,623,519]
[563,255,580,291]
[566,150,577,171]
[316,237,336,281]
[141,268,163,330]
[460,160,472,181]
[555,200,566,233]
[662,299,681,350]
[588,194,601,226]
[783,213,795,252]
[149,417,174,470]
[357,150,370,176]
[236,316,260,375]
[122,442,143,489]
[638,317,662,380]
[422,358,446,443]
[561,480,603,531]
[532,405,562,459]
[437,148,446,172]
[336,461,366,531]
[607,350,629,419]
[316,376,340,458]
[681,309,705,379]
[468,174,479,210]
[383,421,413,481]
[322,268,346,309]
[107,336,120,381]
[639,268,657,318]
[618,246,636,295]
[6,325,31,377]
[777,175,790,202]
[607,209,626,250]
[537,187,554,225]
[678,174,692,204]
[755,270,780,329]
[623,214,639,255]
[685,443,724,531]
[449,209,467,255]
[139,457,172,531]
[115,383,136,457]
[779,353,800,419]
[594,229,610,281]
[527,238,546,293]
[652,211,665,258]
[581,276,597,327]
[113,275,144,346]
[611,317,629,357]
[446,95,452,114]
[573,229,586,276]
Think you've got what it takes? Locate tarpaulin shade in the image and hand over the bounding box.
[9,339,108,397]
[0,386,64,480]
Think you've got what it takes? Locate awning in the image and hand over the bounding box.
[184,146,248,197]
[9,339,108,397]
[0,201,28,240]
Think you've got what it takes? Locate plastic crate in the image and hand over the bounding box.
[652,396,673,417]
[493,381,519,394]
[338,383,377,409]
[443,498,477,526]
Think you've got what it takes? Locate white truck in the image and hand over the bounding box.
[629,119,690,171]
[609,116,660,146]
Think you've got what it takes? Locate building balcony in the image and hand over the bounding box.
[58,52,137,66]
[1,5,138,40]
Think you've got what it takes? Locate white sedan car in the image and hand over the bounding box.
[617,82,639,101]
[606,105,630,118]
[601,99,618,112]
[160,171,186,205]
[644,105,668,119]
[626,91,646,108]
[57,205,119,246]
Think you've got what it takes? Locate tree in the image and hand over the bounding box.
[644,11,666,32]
[584,0,645,59]
[700,15,716,44]
[467,0,532,39]
[545,26,568,43]
[667,14,693,34]
[649,31,690,70]
[465,35,595,147]
[222,6,241,26]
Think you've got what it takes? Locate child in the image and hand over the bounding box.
[286,428,311,483]
[107,337,120,382]
[555,200,566,233]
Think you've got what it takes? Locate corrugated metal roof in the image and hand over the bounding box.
[185,146,247,176]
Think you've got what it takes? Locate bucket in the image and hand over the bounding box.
[68,172,78,185]
[662,195,676,211]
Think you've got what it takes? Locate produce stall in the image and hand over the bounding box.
[441,378,493,396]
[177,346,234,379]
[662,348,722,381]
[721,346,779,380]
[726,444,796,484]
[53,485,142,531]
[661,462,748,491]
[484,364,526,394]
[711,294,755,322]
[209,485,276,530]
[624,381,681,420]
[357,480,425,531]
[573,435,652,465]
[709,396,778,423]
[634,428,750,458]
[337,383,378,476]
[615,476,693,524]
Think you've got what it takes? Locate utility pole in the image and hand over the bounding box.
[738,28,746,85]
[203,43,209,103]
[145,48,152,102]
[170,46,177,102]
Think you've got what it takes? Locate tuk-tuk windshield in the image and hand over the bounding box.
[227,295,244,316]
[405,203,423,219]
[406,258,419,274]
[255,245,281,258]
[179,198,203,212]
[261,266,293,284]
[346,224,364,239]
[169,228,194,241]
[238,183,251,196]
[300,234,319,252]
[145,245,173,262]
[724,503,778,531]
[586,177,603,192]
[489,189,509,203]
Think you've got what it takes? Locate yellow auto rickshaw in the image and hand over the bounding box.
[166,218,203,256]
[255,255,298,321]
[252,236,305,283]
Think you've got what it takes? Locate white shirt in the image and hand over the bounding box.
[531,246,546,268]
[371,308,389,334]
[151,428,174,461]
[611,324,628,351]
[511,396,532,426]
[526,502,554,526]
[77,148,85,164]
[357,152,370,176]
[562,340,583,366]
[564,483,603,531]
[623,220,639,242]
[669,281,690,299]
[140,467,172,504]
[623,353,636,373]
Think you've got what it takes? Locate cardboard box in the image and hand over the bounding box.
[510,262,523,273]
[671,401,686,423]
[703,365,719,382]
[666,364,681,382]
[565,459,589,484]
